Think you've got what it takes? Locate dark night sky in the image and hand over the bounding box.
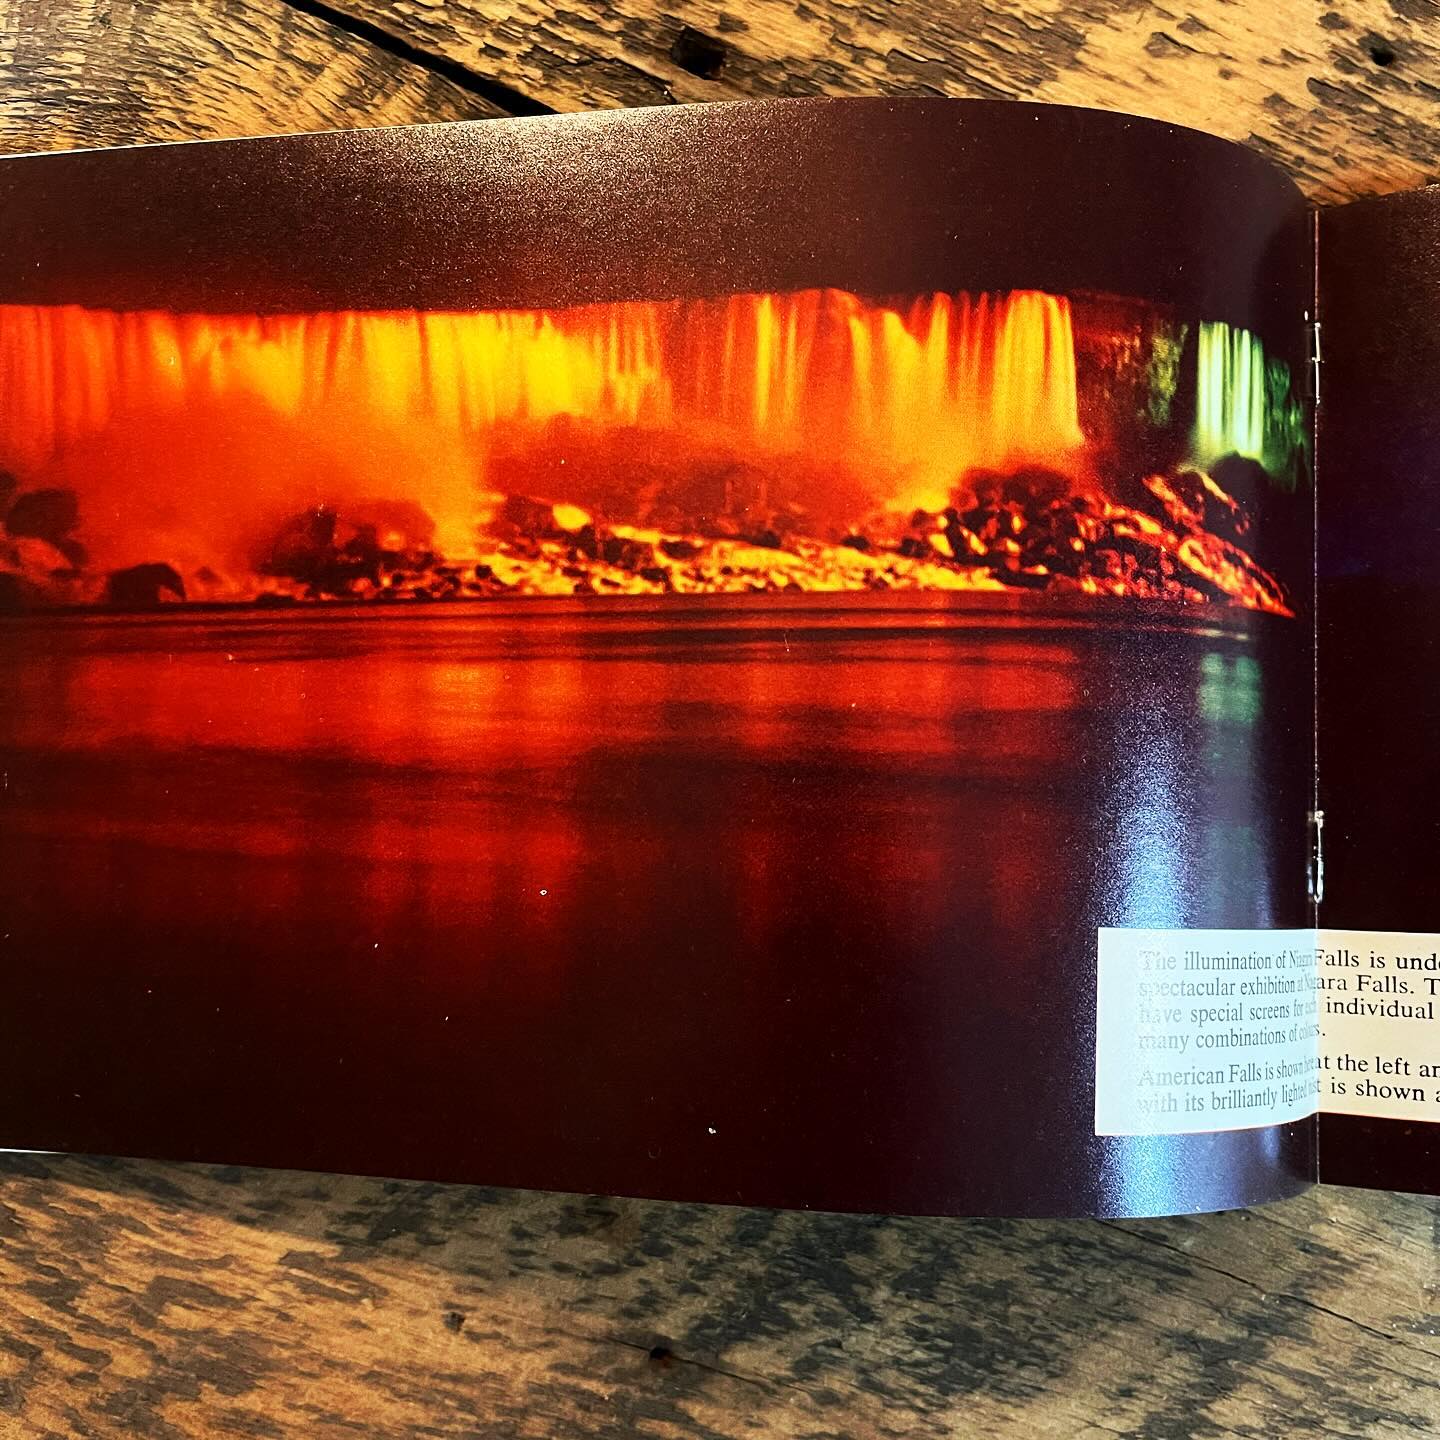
[0,97,1306,348]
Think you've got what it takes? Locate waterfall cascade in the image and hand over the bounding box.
[1192,320,1267,468]
[0,291,1299,614]
[0,289,1085,502]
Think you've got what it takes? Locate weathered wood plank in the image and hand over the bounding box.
[3,1,1437,204]
[302,0,1440,202]
[0,1155,1437,1438]
[0,0,500,154]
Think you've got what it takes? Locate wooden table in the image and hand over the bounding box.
[1,2,1438,1434]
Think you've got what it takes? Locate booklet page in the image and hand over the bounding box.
[0,99,1316,1217]
[1317,184,1440,1192]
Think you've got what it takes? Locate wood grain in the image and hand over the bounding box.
[0,1154,1437,1438]
[0,0,501,153]
[3,1,1438,201]
[1,1,1439,1435]
[324,0,1440,202]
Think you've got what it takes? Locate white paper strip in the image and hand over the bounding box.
[1095,927,1321,1136]
[1319,929,1440,1124]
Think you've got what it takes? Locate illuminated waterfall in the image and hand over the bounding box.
[1192,321,1267,466]
[0,290,1085,502]
[0,290,1301,614]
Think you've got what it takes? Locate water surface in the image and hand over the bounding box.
[0,594,1310,1214]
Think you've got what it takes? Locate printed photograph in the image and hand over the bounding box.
[1,287,1303,613]
[0,101,1315,1215]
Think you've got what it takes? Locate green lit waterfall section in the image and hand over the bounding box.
[1191,321,1308,486]
[1195,323,1266,462]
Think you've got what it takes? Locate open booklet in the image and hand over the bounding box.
[0,97,1434,1217]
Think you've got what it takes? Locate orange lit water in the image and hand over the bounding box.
[0,596,1307,1214]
